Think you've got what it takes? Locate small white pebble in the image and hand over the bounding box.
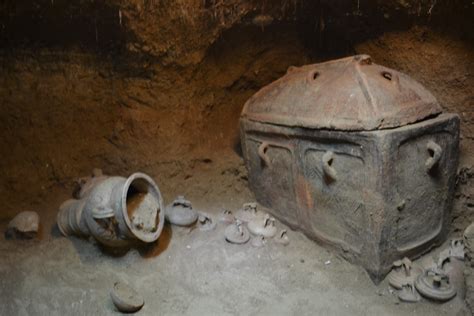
[324,260,331,265]
[186,245,191,249]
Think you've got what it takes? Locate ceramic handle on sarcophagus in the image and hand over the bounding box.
[258,142,271,167]
[426,140,442,172]
[322,151,337,181]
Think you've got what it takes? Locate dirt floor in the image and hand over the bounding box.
[0,177,469,315]
[0,0,473,314]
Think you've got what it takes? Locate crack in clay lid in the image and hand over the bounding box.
[241,55,442,131]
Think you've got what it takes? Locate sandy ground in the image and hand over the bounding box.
[0,151,468,316]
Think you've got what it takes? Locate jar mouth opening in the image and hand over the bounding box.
[122,173,164,243]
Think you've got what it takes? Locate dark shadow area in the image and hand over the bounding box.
[294,0,474,60]
[138,222,173,258]
[233,139,243,158]
[50,221,63,238]
[66,222,173,259]
[67,224,172,260]
[0,0,126,52]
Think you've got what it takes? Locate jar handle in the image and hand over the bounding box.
[426,141,442,172]
[258,142,271,167]
[322,151,337,181]
[91,207,114,219]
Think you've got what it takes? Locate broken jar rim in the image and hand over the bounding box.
[121,172,165,243]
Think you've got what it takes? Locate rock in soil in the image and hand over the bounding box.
[5,211,39,239]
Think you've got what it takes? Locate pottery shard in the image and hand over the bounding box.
[5,211,39,239]
[110,282,144,313]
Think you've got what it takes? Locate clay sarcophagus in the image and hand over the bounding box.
[240,55,460,282]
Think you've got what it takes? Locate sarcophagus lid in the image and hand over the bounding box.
[242,54,442,131]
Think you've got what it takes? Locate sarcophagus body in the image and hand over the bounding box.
[240,55,460,282]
